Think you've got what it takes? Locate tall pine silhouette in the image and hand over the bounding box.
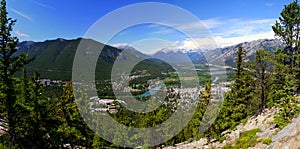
[0,0,31,144]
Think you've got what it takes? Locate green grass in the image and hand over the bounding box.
[222,143,232,149]
[259,138,272,145]
[222,128,261,149]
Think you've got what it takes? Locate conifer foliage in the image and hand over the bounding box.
[0,0,31,145]
[271,0,300,127]
[272,0,300,92]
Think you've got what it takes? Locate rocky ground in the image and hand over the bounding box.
[164,107,300,149]
[267,115,300,149]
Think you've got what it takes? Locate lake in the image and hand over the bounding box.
[135,86,162,98]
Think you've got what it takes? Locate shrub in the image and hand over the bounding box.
[228,128,261,149]
[259,138,272,145]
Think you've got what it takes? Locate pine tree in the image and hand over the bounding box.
[231,47,256,116]
[272,0,300,92]
[248,49,273,112]
[204,47,256,138]
[270,0,300,128]
[0,0,31,144]
[200,81,211,106]
[12,71,53,148]
[56,82,94,148]
[235,47,246,79]
[26,72,50,148]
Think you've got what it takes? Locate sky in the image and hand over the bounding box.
[7,0,293,54]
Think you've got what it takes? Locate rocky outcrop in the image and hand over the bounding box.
[267,116,300,149]
[164,107,300,149]
[210,107,279,148]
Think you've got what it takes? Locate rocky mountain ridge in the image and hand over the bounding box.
[209,39,283,66]
[151,39,283,66]
[164,105,300,149]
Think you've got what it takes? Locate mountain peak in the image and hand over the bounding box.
[113,44,134,50]
[113,44,148,58]
[208,38,283,66]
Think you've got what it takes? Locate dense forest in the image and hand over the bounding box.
[0,0,299,148]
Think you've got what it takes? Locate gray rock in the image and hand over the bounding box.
[268,115,300,149]
[272,116,300,142]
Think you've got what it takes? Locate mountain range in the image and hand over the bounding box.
[17,38,283,80]
[17,38,173,80]
[144,39,283,66]
[207,39,283,66]
[150,48,205,64]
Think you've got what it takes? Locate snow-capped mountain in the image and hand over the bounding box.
[152,39,283,66]
[152,48,205,64]
[113,39,283,66]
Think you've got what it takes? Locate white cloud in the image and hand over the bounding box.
[170,18,276,50]
[214,31,275,47]
[14,30,29,37]
[112,43,128,47]
[113,30,275,54]
[112,18,277,54]
[31,0,53,9]
[148,25,177,35]
[175,31,275,50]
[147,17,276,43]
[202,18,224,29]
[179,18,276,48]
[10,8,32,21]
[176,38,217,50]
[208,18,276,38]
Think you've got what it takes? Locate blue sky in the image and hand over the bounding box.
[7,0,293,54]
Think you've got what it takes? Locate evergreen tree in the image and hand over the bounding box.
[204,47,256,138]
[248,49,273,112]
[272,0,300,92]
[231,47,256,116]
[0,0,31,144]
[270,0,300,128]
[56,82,94,148]
[13,71,55,148]
[200,81,211,106]
[26,72,51,148]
